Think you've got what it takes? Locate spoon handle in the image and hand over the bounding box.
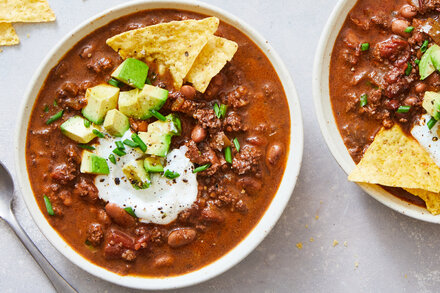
[5,210,77,293]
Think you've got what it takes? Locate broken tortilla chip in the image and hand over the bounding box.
[0,0,55,23]
[0,23,19,46]
[106,17,219,89]
[348,124,440,193]
[404,188,440,215]
[185,36,238,93]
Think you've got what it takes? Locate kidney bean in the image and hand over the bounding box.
[105,203,136,227]
[191,124,207,143]
[266,142,284,166]
[180,85,196,99]
[167,228,197,248]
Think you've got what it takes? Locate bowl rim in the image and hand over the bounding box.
[14,0,304,289]
[312,0,440,223]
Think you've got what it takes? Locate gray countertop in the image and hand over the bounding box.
[1,0,440,292]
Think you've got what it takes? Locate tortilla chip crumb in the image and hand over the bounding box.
[404,274,407,279]
[0,48,3,53]
[296,242,303,249]
[332,240,339,247]
[315,215,319,220]
[343,241,348,247]
[0,23,19,46]
[354,261,359,269]
[309,237,314,242]
[305,224,308,229]
[26,34,30,38]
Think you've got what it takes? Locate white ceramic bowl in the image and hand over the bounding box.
[313,0,439,223]
[14,0,304,290]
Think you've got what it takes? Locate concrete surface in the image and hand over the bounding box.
[1,0,440,292]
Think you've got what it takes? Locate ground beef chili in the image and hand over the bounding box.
[25,9,290,276]
[328,0,440,206]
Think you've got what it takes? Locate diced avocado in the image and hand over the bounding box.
[420,45,438,80]
[82,84,120,124]
[103,109,129,137]
[60,116,96,143]
[423,91,440,120]
[138,114,181,157]
[118,84,168,120]
[80,151,109,175]
[111,58,149,89]
[122,160,151,189]
[144,157,164,173]
[430,44,440,71]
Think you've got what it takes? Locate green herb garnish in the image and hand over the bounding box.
[397,105,411,113]
[224,146,232,164]
[78,144,95,150]
[164,169,180,179]
[43,195,54,216]
[360,94,368,107]
[92,129,105,138]
[131,133,147,152]
[360,43,370,51]
[193,163,211,173]
[46,110,63,125]
[149,109,166,121]
[109,154,116,164]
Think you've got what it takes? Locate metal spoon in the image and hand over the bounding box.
[0,162,77,293]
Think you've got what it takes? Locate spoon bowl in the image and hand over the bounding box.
[0,162,14,219]
[0,162,77,292]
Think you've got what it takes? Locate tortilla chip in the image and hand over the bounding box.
[0,23,19,45]
[185,36,238,93]
[0,0,55,22]
[106,17,219,89]
[348,124,440,193]
[405,188,440,215]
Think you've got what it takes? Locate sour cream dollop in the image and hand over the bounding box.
[93,130,198,225]
[411,114,440,166]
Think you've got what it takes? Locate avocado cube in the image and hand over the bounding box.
[144,157,164,173]
[118,85,168,119]
[423,91,440,120]
[80,151,109,175]
[82,84,120,124]
[60,116,96,143]
[103,109,129,137]
[430,44,440,71]
[111,58,149,89]
[122,160,151,189]
[420,45,438,80]
[138,114,182,157]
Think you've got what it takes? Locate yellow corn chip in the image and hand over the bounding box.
[106,17,219,89]
[0,0,55,23]
[404,188,440,215]
[0,22,19,46]
[185,36,238,93]
[348,124,440,193]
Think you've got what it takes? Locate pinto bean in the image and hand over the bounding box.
[201,204,225,223]
[400,5,417,19]
[404,96,418,106]
[105,203,136,227]
[153,254,175,267]
[238,177,262,194]
[180,85,196,99]
[246,136,266,146]
[391,19,411,37]
[191,124,207,143]
[167,228,197,248]
[415,82,426,93]
[266,142,284,166]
